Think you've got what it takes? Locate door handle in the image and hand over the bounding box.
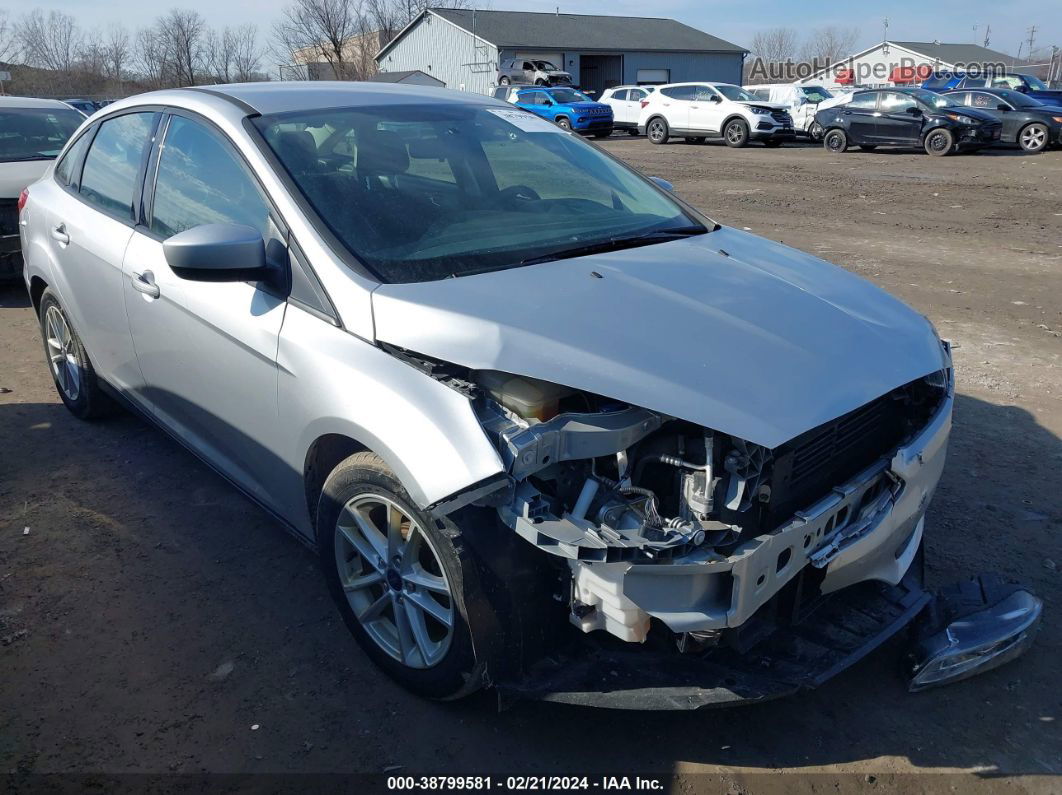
[132,270,161,299]
[50,224,69,245]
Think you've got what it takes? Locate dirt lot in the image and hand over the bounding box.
[2,138,1060,792]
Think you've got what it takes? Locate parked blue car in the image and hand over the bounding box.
[511,87,614,137]
[922,72,1062,105]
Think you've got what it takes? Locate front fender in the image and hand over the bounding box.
[277,304,505,535]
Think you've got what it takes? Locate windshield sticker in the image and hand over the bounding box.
[486,107,569,134]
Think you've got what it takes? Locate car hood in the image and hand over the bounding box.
[738,101,788,111]
[370,227,948,449]
[0,160,53,199]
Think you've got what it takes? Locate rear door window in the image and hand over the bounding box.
[660,85,695,101]
[79,112,156,221]
[969,92,999,109]
[611,89,628,102]
[54,131,92,187]
[847,93,879,110]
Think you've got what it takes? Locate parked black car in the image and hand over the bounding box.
[942,88,1062,153]
[816,88,1002,156]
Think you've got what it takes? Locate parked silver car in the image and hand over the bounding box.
[498,58,573,87]
[21,82,1035,705]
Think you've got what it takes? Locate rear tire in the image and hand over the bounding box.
[1017,122,1048,153]
[499,76,510,86]
[646,117,669,145]
[318,452,483,700]
[723,119,749,148]
[823,129,848,153]
[37,290,116,420]
[924,128,954,156]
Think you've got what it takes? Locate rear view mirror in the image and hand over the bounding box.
[163,223,267,282]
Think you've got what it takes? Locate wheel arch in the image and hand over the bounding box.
[29,275,48,317]
[304,432,369,534]
[722,112,750,131]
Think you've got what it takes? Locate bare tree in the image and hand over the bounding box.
[0,9,19,65]
[231,25,264,81]
[273,0,364,80]
[134,25,166,89]
[206,27,238,83]
[102,25,131,84]
[750,27,799,64]
[154,9,207,87]
[15,9,83,73]
[800,26,860,64]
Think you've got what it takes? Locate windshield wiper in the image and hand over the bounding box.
[517,225,710,267]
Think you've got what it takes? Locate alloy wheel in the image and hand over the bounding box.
[648,120,665,143]
[1020,124,1047,152]
[334,494,454,669]
[44,305,81,402]
[726,123,742,143]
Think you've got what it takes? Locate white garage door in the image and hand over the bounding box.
[637,69,670,85]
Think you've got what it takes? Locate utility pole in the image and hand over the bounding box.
[983,25,991,48]
[1026,25,1037,61]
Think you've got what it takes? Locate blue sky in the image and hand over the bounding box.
[27,0,1062,61]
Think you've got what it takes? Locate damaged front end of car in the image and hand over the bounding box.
[392,337,1039,708]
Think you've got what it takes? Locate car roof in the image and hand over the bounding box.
[0,96,80,110]
[122,81,503,117]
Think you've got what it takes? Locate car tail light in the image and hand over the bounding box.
[640,100,649,109]
[17,188,28,214]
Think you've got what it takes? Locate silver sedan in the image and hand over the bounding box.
[20,82,965,704]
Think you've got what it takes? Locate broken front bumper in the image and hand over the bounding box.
[501,559,931,710]
[570,392,953,641]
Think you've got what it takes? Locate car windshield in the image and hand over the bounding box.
[535,61,559,72]
[254,103,704,283]
[547,88,589,103]
[908,89,957,108]
[800,86,833,103]
[714,85,756,102]
[0,107,84,162]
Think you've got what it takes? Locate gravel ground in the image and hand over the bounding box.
[1,137,1060,793]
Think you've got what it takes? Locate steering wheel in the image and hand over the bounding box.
[498,184,541,207]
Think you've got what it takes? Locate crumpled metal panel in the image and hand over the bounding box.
[372,226,949,449]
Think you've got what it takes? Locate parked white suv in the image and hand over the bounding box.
[598,85,656,135]
[638,82,794,147]
[743,83,837,139]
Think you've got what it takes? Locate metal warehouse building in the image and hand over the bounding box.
[375,8,747,97]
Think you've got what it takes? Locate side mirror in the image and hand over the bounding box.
[709,95,722,103]
[996,103,1009,111]
[163,223,267,282]
[906,106,923,116]
[649,176,674,192]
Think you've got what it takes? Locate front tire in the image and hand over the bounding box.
[924,128,955,156]
[646,117,669,144]
[318,452,482,700]
[555,116,572,131]
[823,129,848,152]
[499,76,510,86]
[1018,122,1048,153]
[723,118,749,148]
[37,290,115,420]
